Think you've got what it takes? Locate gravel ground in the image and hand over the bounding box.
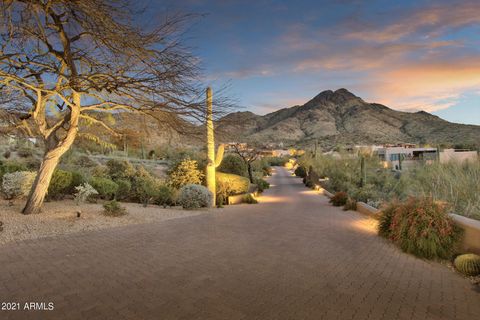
[0,199,210,245]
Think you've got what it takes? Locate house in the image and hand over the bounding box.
[376,144,438,170]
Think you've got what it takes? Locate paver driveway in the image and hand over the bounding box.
[0,167,479,320]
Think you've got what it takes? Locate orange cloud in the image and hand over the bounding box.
[369,59,480,111]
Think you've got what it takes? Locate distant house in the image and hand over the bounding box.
[376,144,438,170]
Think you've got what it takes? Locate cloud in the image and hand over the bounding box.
[344,1,480,42]
[367,58,480,112]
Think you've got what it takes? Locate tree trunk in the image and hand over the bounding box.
[22,154,60,214]
[247,164,254,183]
[22,93,81,215]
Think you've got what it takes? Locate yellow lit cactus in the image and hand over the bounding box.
[454,254,480,276]
[205,87,224,207]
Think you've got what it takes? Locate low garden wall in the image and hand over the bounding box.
[450,214,480,254]
[227,194,245,205]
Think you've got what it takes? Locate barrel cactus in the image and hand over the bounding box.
[454,254,480,276]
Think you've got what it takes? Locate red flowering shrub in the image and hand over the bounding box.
[378,197,462,259]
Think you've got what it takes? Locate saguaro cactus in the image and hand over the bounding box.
[205,87,224,207]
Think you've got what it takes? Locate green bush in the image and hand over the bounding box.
[0,162,28,181]
[217,154,247,176]
[156,184,175,207]
[243,193,258,204]
[379,197,462,259]
[133,175,160,207]
[168,158,204,189]
[103,200,127,217]
[48,169,73,200]
[216,172,250,199]
[68,170,86,194]
[115,179,132,201]
[74,155,97,168]
[216,194,225,208]
[178,184,212,209]
[106,159,136,180]
[255,178,270,193]
[91,165,109,178]
[330,191,348,206]
[294,166,307,178]
[90,177,119,200]
[265,156,288,166]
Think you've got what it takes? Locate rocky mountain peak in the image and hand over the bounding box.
[307,88,360,106]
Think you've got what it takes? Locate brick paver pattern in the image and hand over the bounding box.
[0,167,479,319]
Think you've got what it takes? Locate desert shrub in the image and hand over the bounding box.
[243,193,258,204]
[68,170,86,193]
[177,184,212,209]
[156,184,175,207]
[265,156,288,166]
[330,191,348,206]
[17,146,34,158]
[216,172,250,199]
[74,183,98,205]
[216,194,225,208]
[47,169,73,200]
[255,178,270,193]
[133,175,160,207]
[74,155,97,168]
[168,158,204,189]
[217,154,247,176]
[343,198,357,211]
[106,159,136,180]
[24,158,41,170]
[91,165,109,178]
[380,197,462,259]
[294,166,307,178]
[3,150,11,159]
[89,177,119,200]
[0,162,28,181]
[453,254,480,276]
[1,171,36,200]
[103,200,127,217]
[378,201,399,238]
[350,184,380,203]
[115,179,132,201]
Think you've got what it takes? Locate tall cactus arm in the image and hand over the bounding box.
[215,144,225,168]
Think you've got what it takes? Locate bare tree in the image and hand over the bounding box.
[232,143,259,183]
[0,0,220,214]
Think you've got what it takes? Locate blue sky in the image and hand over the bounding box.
[150,0,480,125]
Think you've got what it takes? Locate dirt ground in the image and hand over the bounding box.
[0,199,210,245]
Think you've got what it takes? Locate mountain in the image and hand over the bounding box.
[216,88,480,149]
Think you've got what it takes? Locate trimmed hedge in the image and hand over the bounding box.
[216,172,250,198]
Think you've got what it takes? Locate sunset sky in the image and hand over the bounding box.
[156,0,480,125]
